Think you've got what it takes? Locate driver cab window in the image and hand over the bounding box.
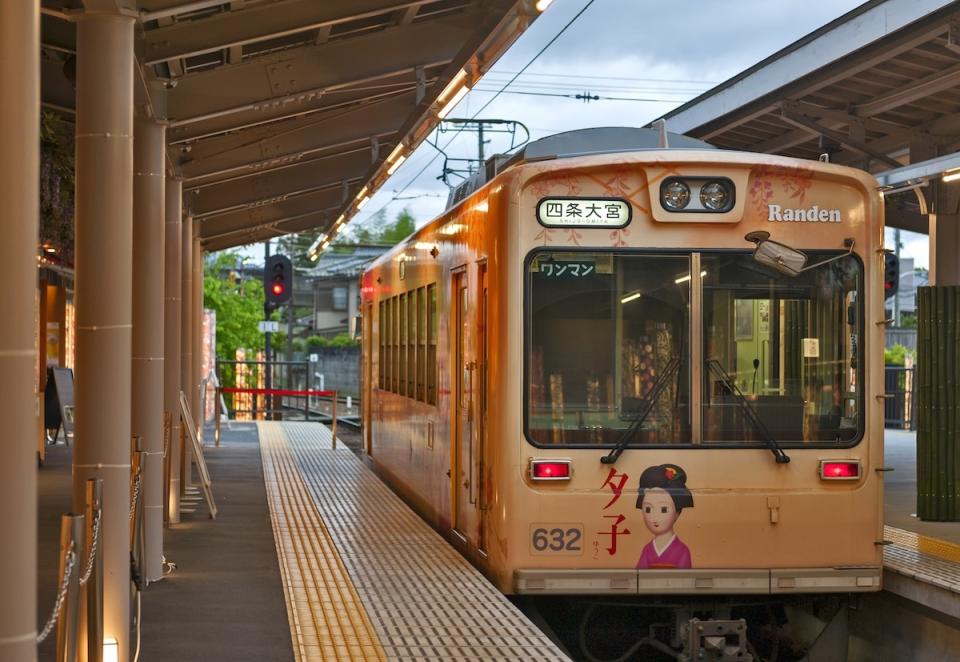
[701,253,861,444]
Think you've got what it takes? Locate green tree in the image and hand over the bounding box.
[204,251,266,370]
[337,207,416,245]
[380,208,416,244]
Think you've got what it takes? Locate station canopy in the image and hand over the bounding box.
[40,0,541,250]
[650,0,960,234]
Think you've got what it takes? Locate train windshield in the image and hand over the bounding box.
[526,250,863,448]
[527,252,692,446]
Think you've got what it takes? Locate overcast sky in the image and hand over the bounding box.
[272,0,929,267]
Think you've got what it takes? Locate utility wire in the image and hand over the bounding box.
[472,87,695,102]
[485,70,720,85]
[356,0,597,225]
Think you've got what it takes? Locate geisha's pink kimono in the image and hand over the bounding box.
[635,535,692,569]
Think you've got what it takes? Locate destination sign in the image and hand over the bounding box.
[536,197,631,228]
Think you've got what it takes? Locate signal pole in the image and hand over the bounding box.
[264,241,272,415]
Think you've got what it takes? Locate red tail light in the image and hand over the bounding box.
[820,460,861,480]
[530,459,572,481]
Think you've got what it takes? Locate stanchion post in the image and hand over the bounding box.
[331,391,338,450]
[55,513,84,662]
[215,387,222,447]
[85,479,104,662]
[162,411,171,525]
[131,437,145,587]
[304,368,310,421]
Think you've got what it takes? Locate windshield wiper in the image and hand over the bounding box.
[706,359,790,464]
[601,357,681,465]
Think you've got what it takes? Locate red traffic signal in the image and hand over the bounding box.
[884,252,899,300]
[264,254,293,307]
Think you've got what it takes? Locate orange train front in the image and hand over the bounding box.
[360,128,884,603]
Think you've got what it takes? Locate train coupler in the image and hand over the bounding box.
[679,618,752,662]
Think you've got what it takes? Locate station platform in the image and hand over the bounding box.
[258,421,567,661]
[883,526,960,621]
[36,422,960,660]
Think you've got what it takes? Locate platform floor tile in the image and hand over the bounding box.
[276,421,569,661]
[884,525,960,594]
[259,422,388,661]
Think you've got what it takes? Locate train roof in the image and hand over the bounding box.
[446,127,715,208]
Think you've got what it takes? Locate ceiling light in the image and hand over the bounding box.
[943,168,960,183]
[535,0,554,11]
[386,143,405,163]
[438,69,467,103]
[620,291,642,304]
[387,153,406,175]
[356,195,370,210]
[438,85,469,119]
[674,270,707,284]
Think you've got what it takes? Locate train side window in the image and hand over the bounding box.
[378,300,385,389]
[700,252,862,445]
[388,297,395,393]
[427,283,437,405]
[526,252,691,446]
[392,295,399,393]
[417,286,426,402]
[408,289,416,398]
[399,292,407,397]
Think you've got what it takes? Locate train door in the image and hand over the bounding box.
[477,262,488,553]
[452,269,473,540]
[362,302,373,455]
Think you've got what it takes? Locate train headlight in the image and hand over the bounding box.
[700,180,732,211]
[660,179,691,211]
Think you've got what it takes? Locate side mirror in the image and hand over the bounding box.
[745,231,807,276]
[745,231,854,277]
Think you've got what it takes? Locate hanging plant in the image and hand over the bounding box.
[39,111,75,263]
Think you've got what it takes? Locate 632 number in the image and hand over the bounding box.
[531,526,582,554]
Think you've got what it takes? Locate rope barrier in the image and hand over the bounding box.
[36,542,76,644]
[130,471,142,521]
[219,387,336,397]
[79,509,101,586]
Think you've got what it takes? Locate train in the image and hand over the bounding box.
[359,127,885,660]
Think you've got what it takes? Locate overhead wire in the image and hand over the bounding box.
[471,87,697,102]
[354,0,598,225]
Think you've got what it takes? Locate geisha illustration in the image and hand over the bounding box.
[635,464,694,569]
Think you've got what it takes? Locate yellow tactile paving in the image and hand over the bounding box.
[259,422,387,662]
[885,525,960,564]
[884,525,960,595]
[278,421,569,661]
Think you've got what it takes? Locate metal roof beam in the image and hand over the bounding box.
[831,109,960,165]
[166,12,474,124]
[779,107,902,167]
[661,0,957,137]
[855,61,960,117]
[195,184,347,238]
[751,100,923,154]
[189,148,374,217]
[201,208,339,250]
[875,150,960,187]
[179,92,415,183]
[143,0,435,65]
[166,80,425,144]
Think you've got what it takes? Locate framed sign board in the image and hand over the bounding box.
[45,367,75,442]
